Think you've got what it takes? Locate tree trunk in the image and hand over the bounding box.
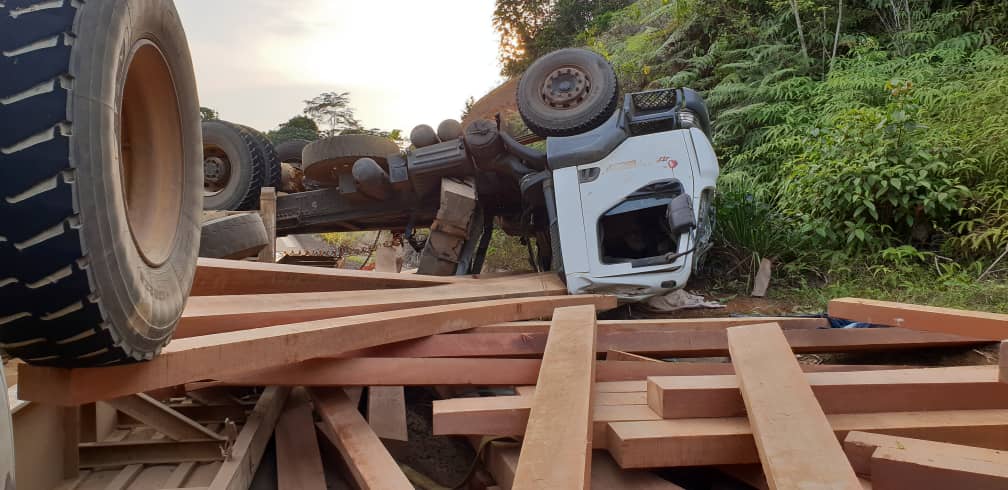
[832,0,844,60]
[789,0,809,59]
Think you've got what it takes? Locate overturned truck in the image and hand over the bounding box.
[271,49,721,300]
[0,0,717,368]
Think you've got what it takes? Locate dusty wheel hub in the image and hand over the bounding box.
[542,66,591,109]
[203,155,231,193]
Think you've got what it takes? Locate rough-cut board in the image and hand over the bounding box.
[647,365,1008,418]
[106,393,224,441]
[512,305,597,490]
[471,316,826,334]
[18,295,614,406]
[606,409,1008,468]
[433,395,661,447]
[1001,341,1007,383]
[717,465,873,490]
[348,327,983,358]
[310,388,413,490]
[870,444,1008,489]
[367,386,408,442]
[78,439,223,468]
[470,317,829,334]
[275,389,326,490]
[214,358,902,387]
[190,257,463,296]
[726,323,861,489]
[842,431,1008,477]
[178,273,567,337]
[829,298,1008,341]
[484,442,684,490]
[208,387,291,490]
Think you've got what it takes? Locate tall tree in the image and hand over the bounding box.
[494,0,553,75]
[303,91,361,137]
[494,0,632,76]
[200,106,219,121]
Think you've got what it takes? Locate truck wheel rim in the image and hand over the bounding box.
[542,66,591,109]
[119,40,185,267]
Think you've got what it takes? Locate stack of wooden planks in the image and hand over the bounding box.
[8,258,1008,489]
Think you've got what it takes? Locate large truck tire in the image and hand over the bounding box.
[203,120,264,211]
[199,214,269,260]
[517,48,620,137]
[303,135,401,185]
[239,125,282,190]
[275,139,311,165]
[0,0,202,366]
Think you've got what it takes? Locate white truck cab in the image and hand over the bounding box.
[547,89,720,300]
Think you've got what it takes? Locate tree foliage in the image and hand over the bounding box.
[493,0,632,75]
[504,0,1008,267]
[303,91,361,136]
[266,115,320,145]
[200,106,219,121]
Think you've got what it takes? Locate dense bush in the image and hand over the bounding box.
[562,0,1008,269]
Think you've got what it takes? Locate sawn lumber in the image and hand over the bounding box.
[829,298,1008,341]
[191,257,464,295]
[726,323,860,489]
[647,365,1008,418]
[17,295,614,405]
[178,273,567,337]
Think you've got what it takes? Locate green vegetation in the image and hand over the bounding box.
[496,0,1008,311]
[266,92,403,145]
[266,115,320,145]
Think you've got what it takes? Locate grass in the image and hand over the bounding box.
[775,268,1008,314]
[696,262,1008,314]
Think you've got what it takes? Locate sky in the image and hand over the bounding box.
[174,0,505,133]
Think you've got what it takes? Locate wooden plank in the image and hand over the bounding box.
[829,298,1008,341]
[843,431,1008,476]
[309,388,413,490]
[78,440,223,468]
[1001,341,1007,383]
[187,388,243,407]
[119,404,247,426]
[607,350,662,362]
[870,444,1008,489]
[347,327,984,359]
[513,305,597,490]
[591,451,685,489]
[18,295,614,406]
[471,317,830,334]
[367,386,408,441]
[646,365,1008,418]
[11,402,79,490]
[105,464,143,490]
[276,389,326,490]
[213,357,902,387]
[257,187,277,262]
[107,393,223,441]
[606,409,1008,468]
[484,443,682,490]
[727,323,860,489]
[717,465,873,490]
[208,387,291,490]
[178,273,568,337]
[433,395,660,447]
[163,462,198,488]
[190,257,462,296]
[79,402,117,443]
